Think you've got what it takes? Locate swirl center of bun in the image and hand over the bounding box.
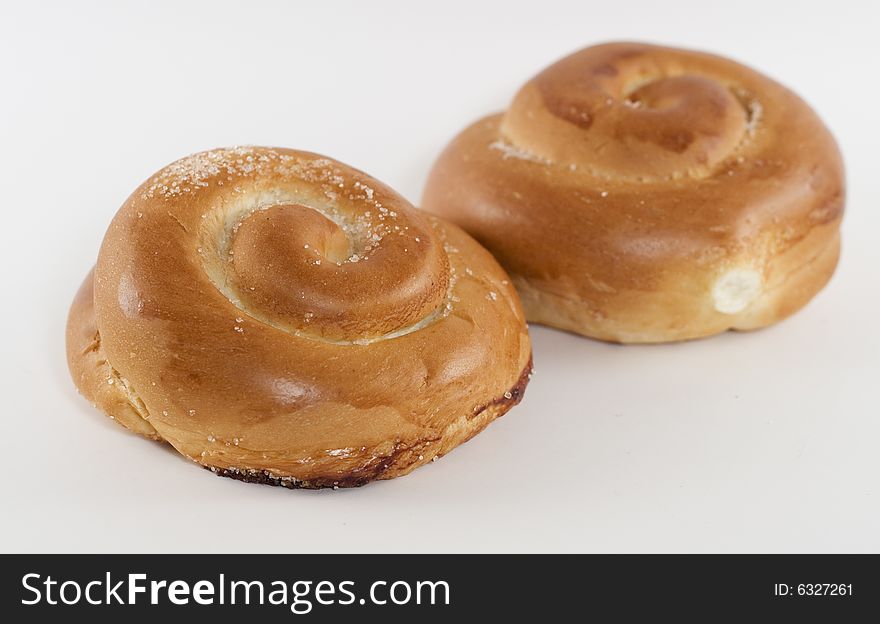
[183,149,451,344]
[501,45,762,180]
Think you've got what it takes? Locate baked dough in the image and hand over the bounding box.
[67,147,531,487]
[422,42,845,343]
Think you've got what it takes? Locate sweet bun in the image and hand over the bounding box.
[67,147,531,488]
[422,42,845,343]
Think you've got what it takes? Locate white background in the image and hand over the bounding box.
[1,0,878,553]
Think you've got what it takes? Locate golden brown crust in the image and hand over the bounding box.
[422,42,845,343]
[67,147,532,487]
[207,360,531,489]
[66,270,161,440]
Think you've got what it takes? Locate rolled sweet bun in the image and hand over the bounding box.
[67,147,532,488]
[422,42,845,343]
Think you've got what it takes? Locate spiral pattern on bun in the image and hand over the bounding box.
[67,147,531,488]
[422,42,845,343]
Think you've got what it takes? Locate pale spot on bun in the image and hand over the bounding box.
[712,268,763,314]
